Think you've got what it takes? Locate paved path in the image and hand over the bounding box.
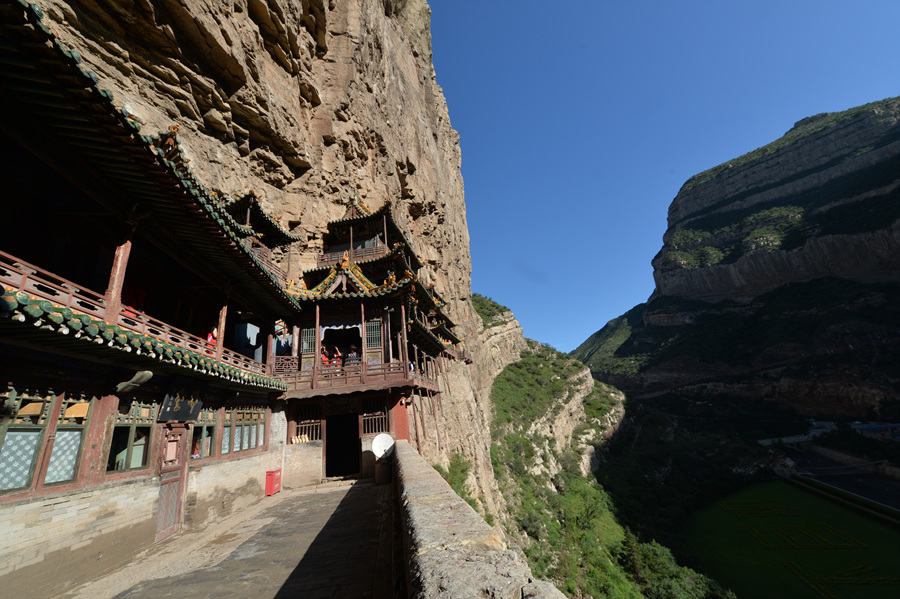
[68,481,396,599]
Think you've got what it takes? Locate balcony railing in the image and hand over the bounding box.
[0,250,269,376]
[273,357,438,394]
[316,244,388,268]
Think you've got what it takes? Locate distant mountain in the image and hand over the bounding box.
[573,97,900,418]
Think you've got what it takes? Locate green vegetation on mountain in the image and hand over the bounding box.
[490,343,588,436]
[569,305,649,375]
[490,341,734,598]
[572,278,900,378]
[434,451,493,523]
[471,293,511,329]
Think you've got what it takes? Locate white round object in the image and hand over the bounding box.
[371,433,395,459]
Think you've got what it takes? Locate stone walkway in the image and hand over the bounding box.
[66,481,396,599]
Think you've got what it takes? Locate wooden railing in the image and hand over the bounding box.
[291,421,321,443]
[273,356,438,392]
[316,244,388,268]
[0,250,269,376]
[362,412,388,435]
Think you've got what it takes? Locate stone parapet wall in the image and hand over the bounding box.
[394,440,564,599]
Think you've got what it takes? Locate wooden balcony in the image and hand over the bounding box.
[273,356,439,398]
[0,250,269,378]
[316,245,388,269]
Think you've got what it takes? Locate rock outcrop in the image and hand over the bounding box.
[654,97,900,301]
[34,0,521,510]
[575,98,900,418]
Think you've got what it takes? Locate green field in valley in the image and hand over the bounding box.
[687,480,900,599]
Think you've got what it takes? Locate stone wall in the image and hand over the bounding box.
[183,448,283,531]
[0,478,158,598]
[393,440,564,599]
[283,441,324,488]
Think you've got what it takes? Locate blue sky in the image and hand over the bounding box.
[429,1,900,352]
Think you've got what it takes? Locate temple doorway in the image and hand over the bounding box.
[321,326,363,360]
[325,412,360,477]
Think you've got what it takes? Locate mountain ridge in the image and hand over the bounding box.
[575,96,900,418]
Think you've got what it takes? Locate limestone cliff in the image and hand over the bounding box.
[35,0,520,509]
[654,97,900,301]
[575,98,900,418]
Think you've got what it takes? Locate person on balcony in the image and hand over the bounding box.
[331,346,343,368]
[205,326,218,355]
[320,346,330,367]
[346,345,360,365]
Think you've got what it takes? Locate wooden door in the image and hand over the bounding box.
[155,424,188,542]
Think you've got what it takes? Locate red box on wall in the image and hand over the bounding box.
[265,469,282,496]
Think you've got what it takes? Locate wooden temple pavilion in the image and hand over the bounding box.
[276,196,461,478]
[0,3,461,591]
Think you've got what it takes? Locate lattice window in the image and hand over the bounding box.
[366,319,382,349]
[301,327,316,354]
[223,407,266,454]
[292,403,322,443]
[0,387,54,492]
[45,393,92,484]
[220,423,231,455]
[191,408,217,460]
[106,399,156,472]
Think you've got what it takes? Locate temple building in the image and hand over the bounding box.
[0,3,460,594]
[278,196,461,483]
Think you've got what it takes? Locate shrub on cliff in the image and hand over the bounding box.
[472,293,511,329]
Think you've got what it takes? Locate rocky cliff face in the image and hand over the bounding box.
[37,0,521,508]
[575,98,900,418]
[654,97,900,301]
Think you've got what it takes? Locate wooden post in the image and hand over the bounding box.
[400,302,409,372]
[350,225,354,262]
[313,304,320,388]
[384,307,392,363]
[215,301,228,361]
[104,237,133,320]
[291,324,300,357]
[266,327,274,366]
[360,302,366,383]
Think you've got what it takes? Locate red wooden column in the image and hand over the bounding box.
[360,302,366,383]
[312,304,321,388]
[266,325,275,370]
[384,307,392,363]
[215,302,228,361]
[400,302,409,371]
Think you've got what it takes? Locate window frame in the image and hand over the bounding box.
[190,407,217,461]
[222,406,267,456]
[0,387,55,494]
[105,399,157,474]
[43,393,93,486]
